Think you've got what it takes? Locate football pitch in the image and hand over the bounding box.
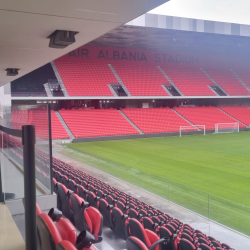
[65,132,250,235]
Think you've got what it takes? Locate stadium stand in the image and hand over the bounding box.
[204,68,250,96]
[11,109,69,140]
[51,111,70,139]
[161,67,216,96]
[219,106,250,126]
[113,65,169,96]
[174,106,245,130]
[59,109,139,138]
[54,59,118,96]
[11,63,56,97]
[121,107,194,133]
[233,69,250,90]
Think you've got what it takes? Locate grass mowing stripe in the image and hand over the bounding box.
[65,132,250,235]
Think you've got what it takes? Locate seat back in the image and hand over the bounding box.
[142,217,156,232]
[61,175,69,188]
[69,179,77,193]
[126,236,149,250]
[98,198,112,228]
[55,218,77,245]
[86,207,103,236]
[87,191,98,208]
[57,184,71,219]
[37,213,62,250]
[128,218,151,248]
[128,208,139,220]
[70,193,89,231]
[77,185,88,200]
[110,207,127,240]
[179,239,196,250]
[36,203,42,215]
[56,241,77,250]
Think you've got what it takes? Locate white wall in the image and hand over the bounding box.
[0,83,11,107]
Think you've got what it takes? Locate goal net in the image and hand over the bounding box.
[180,125,205,137]
[215,123,239,134]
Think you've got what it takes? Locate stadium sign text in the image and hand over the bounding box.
[68,48,199,64]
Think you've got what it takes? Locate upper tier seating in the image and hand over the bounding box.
[11,63,56,97]
[121,108,192,133]
[219,106,250,126]
[174,106,245,130]
[54,59,118,96]
[233,69,250,91]
[59,109,139,138]
[161,67,216,96]
[204,68,250,96]
[11,110,69,140]
[113,65,169,96]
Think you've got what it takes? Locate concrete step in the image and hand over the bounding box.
[172,108,201,131]
[200,68,229,96]
[230,69,250,93]
[216,107,247,126]
[108,64,131,96]
[50,62,69,97]
[118,110,144,134]
[43,83,53,97]
[158,66,184,96]
[55,111,75,139]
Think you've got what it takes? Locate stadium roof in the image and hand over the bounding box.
[0,0,168,87]
[87,13,250,54]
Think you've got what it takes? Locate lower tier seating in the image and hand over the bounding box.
[52,155,235,250]
[219,106,250,126]
[59,109,139,138]
[11,110,69,140]
[51,111,70,139]
[6,136,235,250]
[174,106,245,130]
[121,108,193,133]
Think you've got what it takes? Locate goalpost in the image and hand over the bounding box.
[180,125,205,137]
[215,122,239,134]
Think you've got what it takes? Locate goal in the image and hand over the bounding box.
[215,123,239,134]
[180,125,205,137]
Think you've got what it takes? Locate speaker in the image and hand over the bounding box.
[6,68,19,76]
[48,30,78,49]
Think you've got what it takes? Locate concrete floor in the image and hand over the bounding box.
[52,148,250,250]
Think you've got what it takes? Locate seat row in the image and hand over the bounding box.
[52,158,235,250]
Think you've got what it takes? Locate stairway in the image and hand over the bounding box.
[230,69,250,93]
[216,107,247,126]
[172,108,201,131]
[55,111,75,139]
[50,62,69,97]
[118,110,144,134]
[108,64,131,96]
[43,83,53,97]
[200,68,229,96]
[158,66,184,96]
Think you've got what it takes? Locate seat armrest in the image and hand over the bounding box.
[148,238,169,250]
[124,214,128,219]
[108,205,113,209]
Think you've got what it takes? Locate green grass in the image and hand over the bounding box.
[64,132,250,235]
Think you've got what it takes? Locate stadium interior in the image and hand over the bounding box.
[0,2,250,250]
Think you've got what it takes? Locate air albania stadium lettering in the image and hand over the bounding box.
[68,49,199,64]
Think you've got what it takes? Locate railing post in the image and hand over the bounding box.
[22,125,37,250]
[48,104,53,194]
